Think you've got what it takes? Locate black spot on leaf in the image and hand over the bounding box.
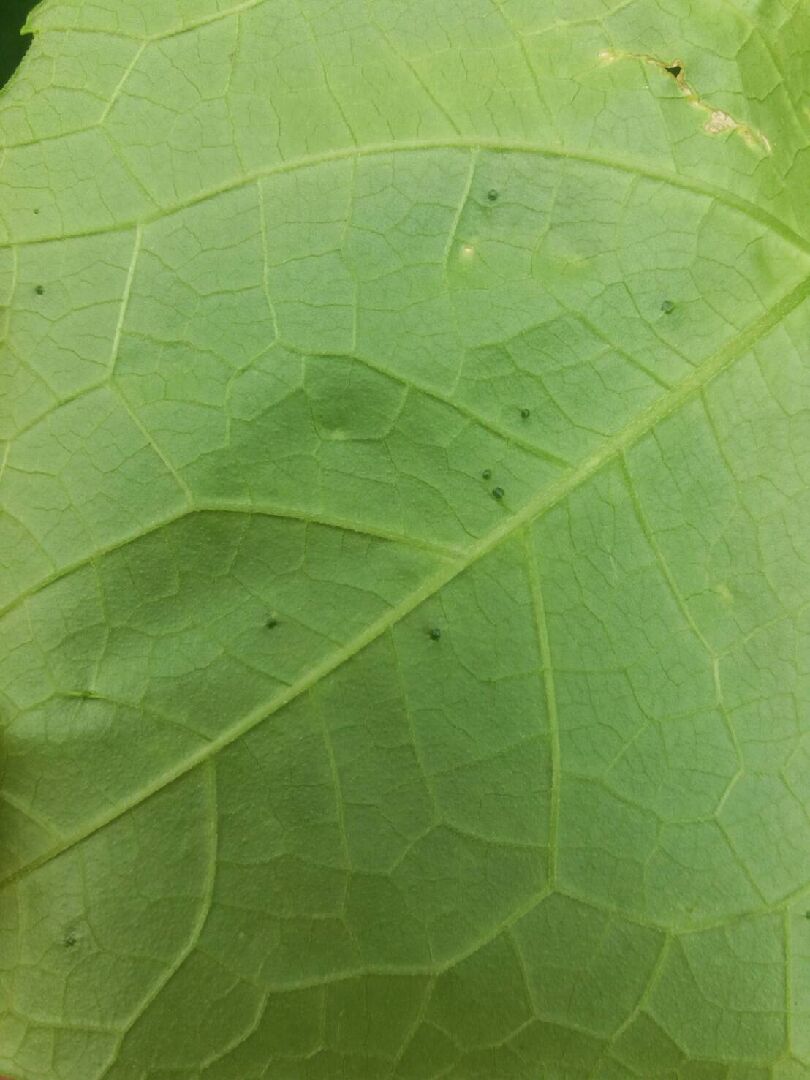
[661,299,675,314]
[520,408,530,419]
[429,627,442,640]
[266,617,279,629]
[35,285,44,296]
[481,468,492,480]
[487,189,499,202]
[665,64,682,77]
[492,486,505,500]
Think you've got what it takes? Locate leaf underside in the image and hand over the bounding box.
[1,0,810,1077]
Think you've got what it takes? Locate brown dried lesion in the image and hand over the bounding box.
[598,49,772,154]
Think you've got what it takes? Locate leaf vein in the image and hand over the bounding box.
[2,272,808,888]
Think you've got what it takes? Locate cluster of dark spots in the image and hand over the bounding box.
[486,188,499,202]
[660,299,675,314]
[428,627,442,641]
[481,469,505,499]
[520,407,530,419]
[34,284,44,295]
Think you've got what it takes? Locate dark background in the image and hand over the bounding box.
[1,0,38,90]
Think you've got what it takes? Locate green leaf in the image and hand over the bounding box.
[1,1,810,1077]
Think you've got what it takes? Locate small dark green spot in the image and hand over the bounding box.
[520,408,530,419]
[492,486,505,500]
[481,468,492,480]
[661,299,675,314]
[266,617,279,629]
[805,910,810,920]
[33,208,40,215]
[64,932,77,948]
[35,285,44,296]
[429,627,442,640]
[487,189,499,202]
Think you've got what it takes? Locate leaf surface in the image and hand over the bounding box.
[1,1,810,1077]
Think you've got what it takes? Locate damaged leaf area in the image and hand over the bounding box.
[598,49,773,152]
[1,1,810,1079]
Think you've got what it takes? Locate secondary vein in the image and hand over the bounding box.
[3,270,808,890]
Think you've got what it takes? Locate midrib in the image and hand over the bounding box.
[4,138,810,258]
[3,268,809,890]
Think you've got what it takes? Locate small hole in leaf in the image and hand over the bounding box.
[481,468,492,480]
[661,299,675,314]
[428,627,442,641]
[665,64,682,77]
[492,486,505,500]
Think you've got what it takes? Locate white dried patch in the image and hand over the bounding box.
[704,109,736,134]
[595,47,772,155]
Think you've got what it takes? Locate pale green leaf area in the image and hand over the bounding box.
[1,0,810,1076]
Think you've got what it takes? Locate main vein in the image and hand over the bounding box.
[2,271,809,889]
[5,138,810,259]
